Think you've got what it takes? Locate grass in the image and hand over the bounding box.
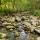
[0,0,40,16]
[33,10,40,16]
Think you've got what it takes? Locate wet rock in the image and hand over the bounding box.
[24,26,30,32]
[0,28,7,33]
[7,17,15,22]
[0,21,2,27]
[17,22,30,40]
[30,26,36,32]
[15,31,20,37]
[0,33,7,38]
[9,29,13,31]
[0,38,6,40]
[2,21,11,26]
[17,22,24,32]
[37,37,40,40]
[23,21,31,28]
[29,33,37,40]
[12,22,17,26]
[21,16,26,21]
[6,26,15,29]
[38,20,40,23]
[30,16,38,20]
[34,27,40,34]
[31,20,38,26]
[37,26,40,27]
[23,21,36,32]
[21,16,29,21]
[0,13,40,40]
[30,16,38,26]
[19,30,30,40]
[1,17,7,21]
[15,16,21,22]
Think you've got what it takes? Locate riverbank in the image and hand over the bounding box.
[0,12,40,40]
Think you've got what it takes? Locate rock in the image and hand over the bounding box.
[30,16,37,20]
[9,29,13,31]
[21,16,29,21]
[21,16,26,21]
[15,16,21,22]
[0,28,7,33]
[0,38,6,40]
[17,22,24,32]
[31,20,38,26]
[30,16,38,26]
[34,27,40,34]
[1,33,6,38]
[0,33,7,38]
[12,22,17,26]
[30,26,36,32]
[23,21,31,28]
[37,26,40,27]
[1,17,7,21]
[6,26,15,29]
[23,21,36,32]
[29,33,37,40]
[2,21,11,26]
[15,31,20,37]
[7,17,15,22]
[37,37,40,40]
[0,21,2,27]
[38,20,40,23]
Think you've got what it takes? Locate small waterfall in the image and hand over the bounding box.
[18,23,30,40]
[19,30,27,40]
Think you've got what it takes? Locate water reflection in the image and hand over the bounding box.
[18,23,30,40]
[7,31,15,40]
[19,30,28,40]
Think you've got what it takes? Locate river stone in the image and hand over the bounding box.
[23,21,31,27]
[6,26,15,29]
[29,33,37,40]
[12,22,17,26]
[0,38,6,40]
[7,17,15,22]
[31,20,38,26]
[38,20,40,23]
[21,16,26,21]
[37,26,40,27]
[0,33,6,38]
[30,16,38,26]
[23,21,36,32]
[9,29,13,31]
[2,21,11,26]
[34,27,40,34]
[15,31,20,37]
[0,21,2,27]
[37,37,40,40]
[15,16,21,22]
